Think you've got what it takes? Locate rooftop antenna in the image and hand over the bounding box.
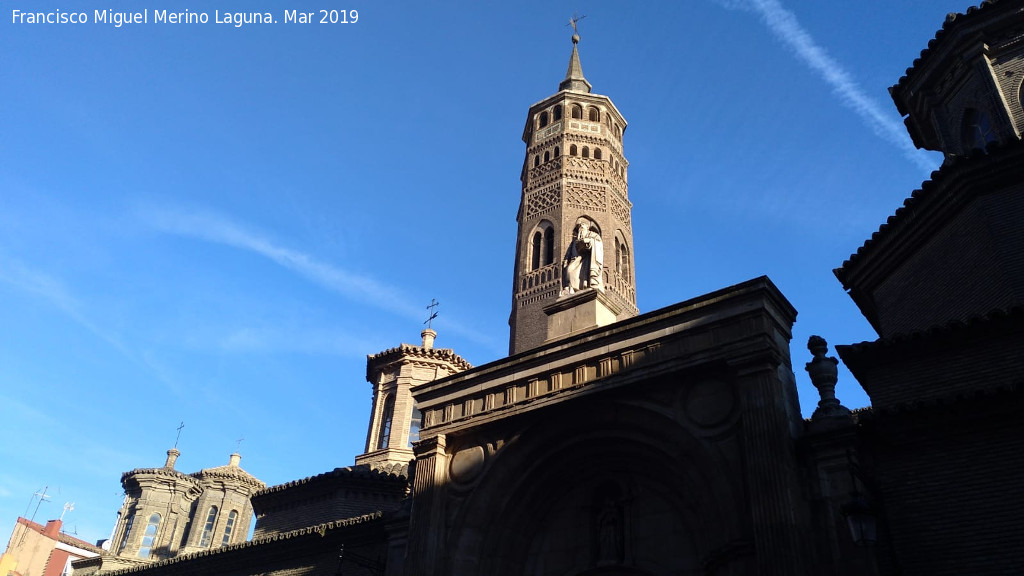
[60,502,75,521]
[27,486,50,523]
[424,298,439,329]
[173,421,185,448]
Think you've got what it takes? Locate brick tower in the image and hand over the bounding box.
[509,32,638,355]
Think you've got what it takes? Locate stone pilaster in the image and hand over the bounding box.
[405,434,448,576]
[735,359,810,576]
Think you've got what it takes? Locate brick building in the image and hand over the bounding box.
[73,2,1024,574]
[73,451,265,574]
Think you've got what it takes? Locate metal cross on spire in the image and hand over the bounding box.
[173,421,185,448]
[568,12,586,35]
[424,298,439,329]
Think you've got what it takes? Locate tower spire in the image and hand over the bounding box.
[559,31,592,93]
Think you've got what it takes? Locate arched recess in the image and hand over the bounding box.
[614,232,631,283]
[444,397,745,576]
[539,111,549,128]
[589,107,600,122]
[572,104,584,119]
[529,220,556,271]
[554,105,563,121]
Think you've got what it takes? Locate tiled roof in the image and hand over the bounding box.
[892,1,1016,95]
[366,344,472,379]
[191,465,266,490]
[120,466,197,485]
[15,517,103,553]
[835,138,1024,287]
[100,512,384,575]
[839,306,1024,353]
[254,463,409,497]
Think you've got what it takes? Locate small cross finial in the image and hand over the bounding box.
[173,421,185,448]
[424,298,439,329]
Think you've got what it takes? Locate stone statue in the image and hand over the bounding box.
[562,217,603,295]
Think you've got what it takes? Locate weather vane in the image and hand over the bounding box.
[425,298,439,329]
[568,12,586,35]
[174,421,185,448]
[235,437,245,452]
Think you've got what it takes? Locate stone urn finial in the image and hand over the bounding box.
[805,335,851,421]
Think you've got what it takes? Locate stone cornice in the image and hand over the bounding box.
[191,466,266,491]
[417,276,796,435]
[366,345,472,381]
[121,467,200,489]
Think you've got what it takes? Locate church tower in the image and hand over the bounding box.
[509,32,638,355]
[356,329,471,468]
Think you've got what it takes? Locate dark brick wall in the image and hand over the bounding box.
[873,186,1024,337]
[864,396,1024,575]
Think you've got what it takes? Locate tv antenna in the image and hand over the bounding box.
[60,502,75,521]
[25,486,51,522]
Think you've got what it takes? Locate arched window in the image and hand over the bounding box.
[615,235,631,282]
[594,148,602,160]
[531,231,542,270]
[220,510,238,547]
[571,104,583,119]
[589,107,600,122]
[615,124,621,137]
[582,146,590,159]
[554,146,560,157]
[119,513,136,554]
[199,506,218,548]
[530,221,555,271]
[553,105,562,121]
[407,403,422,447]
[961,108,996,151]
[534,155,540,168]
[543,226,555,265]
[539,111,549,128]
[377,394,395,449]
[570,144,578,156]
[544,151,550,162]
[137,513,161,558]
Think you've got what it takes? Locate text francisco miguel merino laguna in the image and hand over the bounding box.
[11,8,359,27]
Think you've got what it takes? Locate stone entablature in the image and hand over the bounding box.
[424,277,797,435]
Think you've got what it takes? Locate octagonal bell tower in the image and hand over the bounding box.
[509,33,638,355]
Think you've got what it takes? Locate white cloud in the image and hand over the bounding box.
[721,0,937,172]
[143,208,500,352]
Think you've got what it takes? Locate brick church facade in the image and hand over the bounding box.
[74,2,1024,574]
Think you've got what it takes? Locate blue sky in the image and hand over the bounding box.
[1,0,968,547]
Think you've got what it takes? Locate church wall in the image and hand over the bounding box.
[871,185,1024,337]
[860,397,1024,575]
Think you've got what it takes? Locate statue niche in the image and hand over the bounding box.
[562,217,603,295]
